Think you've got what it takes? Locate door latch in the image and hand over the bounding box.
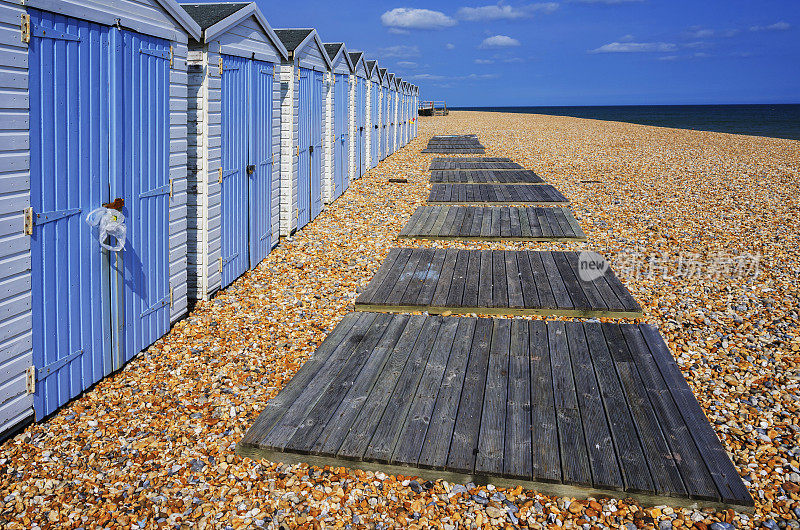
[309,145,314,154]
[247,164,255,175]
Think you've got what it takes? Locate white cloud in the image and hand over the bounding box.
[749,21,791,32]
[378,45,421,58]
[457,2,558,21]
[589,41,677,53]
[619,34,635,41]
[388,27,409,35]
[396,61,419,68]
[412,72,499,81]
[503,57,525,63]
[445,43,456,50]
[474,58,495,64]
[380,8,457,30]
[479,35,521,48]
[686,26,714,38]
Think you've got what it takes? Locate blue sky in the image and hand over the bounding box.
[251,0,799,106]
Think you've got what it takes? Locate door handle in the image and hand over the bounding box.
[309,145,314,154]
[247,165,255,175]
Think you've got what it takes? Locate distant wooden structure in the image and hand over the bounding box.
[419,101,448,116]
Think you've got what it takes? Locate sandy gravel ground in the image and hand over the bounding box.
[1,111,798,529]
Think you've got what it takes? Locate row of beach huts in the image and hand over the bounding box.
[0,0,419,439]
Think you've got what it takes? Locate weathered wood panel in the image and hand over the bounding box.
[428,184,568,205]
[239,313,754,511]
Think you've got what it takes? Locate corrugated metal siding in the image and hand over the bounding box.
[296,66,311,228]
[0,0,35,433]
[250,59,273,263]
[369,80,378,168]
[310,69,323,220]
[333,72,348,199]
[381,86,388,160]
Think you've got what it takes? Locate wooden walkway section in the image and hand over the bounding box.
[423,136,486,154]
[428,184,568,205]
[398,206,586,241]
[430,169,544,184]
[354,249,642,317]
[430,158,522,171]
[238,312,754,511]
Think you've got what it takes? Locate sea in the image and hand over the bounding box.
[449,104,800,142]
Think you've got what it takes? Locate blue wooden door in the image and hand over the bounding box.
[29,10,171,418]
[381,87,388,159]
[333,73,347,199]
[389,92,395,155]
[29,10,113,418]
[297,67,311,228]
[310,70,323,220]
[249,60,273,264]
[370,82,379,168]
[117,29,171,363]
[220,55,249,287]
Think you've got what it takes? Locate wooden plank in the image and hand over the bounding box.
[335,315,428,460]
[503,319,532,479]
[516,249,541,308]
[384,249,426,305]
[445,249,470,307]
[640,325,753,507]
[491,250,508,308]
[363,316,442,463]
[430,249,459,308]
[239,312,365,448]
[583,321,654,493]
[529,320,561,482]
[391,318,460,465]
[602,323,688,498]
[475,319,511,475]
[565,323,624,491]
[620,325,721,501]
[548,321,592,486]
[535,252,571,310]
[477,250,493,308]
[462,250,482,308]
[447,318,493,474]
[504,251,524,308]
[420,317,477,469]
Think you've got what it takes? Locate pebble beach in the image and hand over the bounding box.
[1,110,798,529]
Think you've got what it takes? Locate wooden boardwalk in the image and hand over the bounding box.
[428,184,568,205]
[430,158,521,171]
[423,136,486,154]
[398,206,586,241]
[238,312,753,511]
[354,249,642,317]
[431,169,544,184]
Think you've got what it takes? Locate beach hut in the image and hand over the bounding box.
[180,3,287,300]
[347,52,368,180]
[274,29,332,234]
[378,68,390,160]
[322,43,354,203]
[365,60,381,169]
[0,0,201,436]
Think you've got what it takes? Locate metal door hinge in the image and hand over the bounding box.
[218,256,223,272]
[169,178,174,199]
[169,45,174,68]
[218,56,223,75]
[21,14,30,43]
[23,207,33,235]
[169,286,174,308]
[217,167,222,184]
[296,146,299,157]
[26,366,35,394]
